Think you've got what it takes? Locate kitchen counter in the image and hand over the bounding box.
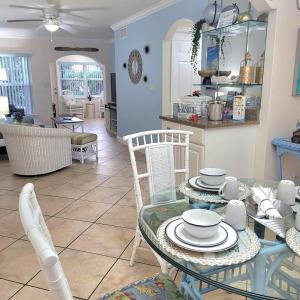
[160,115,259,129]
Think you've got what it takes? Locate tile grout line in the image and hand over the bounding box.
[0,122,154,300]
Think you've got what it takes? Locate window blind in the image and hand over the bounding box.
[59,62,103,98]
[0,54,32,114]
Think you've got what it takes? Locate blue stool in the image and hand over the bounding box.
[272,137,300,180]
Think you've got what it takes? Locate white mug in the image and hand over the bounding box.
[277,180,296,206]
[225,200,247,231]
[219,176,239,200]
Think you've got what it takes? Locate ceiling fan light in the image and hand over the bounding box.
[44,20,59,32]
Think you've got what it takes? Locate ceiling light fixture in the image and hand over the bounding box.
[44,19,59,32]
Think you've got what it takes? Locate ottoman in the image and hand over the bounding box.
[71,132,98,164]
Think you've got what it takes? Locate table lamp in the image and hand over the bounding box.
[0,96,9,119]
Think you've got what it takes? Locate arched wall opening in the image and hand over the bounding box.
[53,54,106,118]
[162,18,194,115]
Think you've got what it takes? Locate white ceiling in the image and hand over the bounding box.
[0,0,164,40]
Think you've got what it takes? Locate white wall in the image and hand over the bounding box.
[0,37,114,125]
[254,0,300,182]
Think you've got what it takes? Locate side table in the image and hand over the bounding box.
[272,137,300,180]
[85,102,96,119]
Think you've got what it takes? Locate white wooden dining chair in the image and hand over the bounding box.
[123,130,193,272]
[19,183,185,300]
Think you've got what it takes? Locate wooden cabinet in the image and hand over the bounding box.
[161,120,257,178]
[189,142,204,177]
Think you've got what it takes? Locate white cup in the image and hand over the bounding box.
[225,200,247,231]
[295,211,300,231]
[219,176,239,200]
[277,180,296,206]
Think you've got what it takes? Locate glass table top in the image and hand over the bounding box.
[138,179,300,300]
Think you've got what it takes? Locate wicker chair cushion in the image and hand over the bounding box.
[71,133,97,145]
[100,274,184,300]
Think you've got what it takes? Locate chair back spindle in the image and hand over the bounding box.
[19,183,73,300]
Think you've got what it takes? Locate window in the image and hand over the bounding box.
[0,54,32,114]
[59,62,103,98]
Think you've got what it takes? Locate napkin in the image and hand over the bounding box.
[251,187,282,219]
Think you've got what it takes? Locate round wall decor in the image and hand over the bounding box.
[128,49,143,84]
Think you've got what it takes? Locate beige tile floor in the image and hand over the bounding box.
[0,119,244,300]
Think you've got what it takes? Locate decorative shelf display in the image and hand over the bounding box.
[199,19,268,101]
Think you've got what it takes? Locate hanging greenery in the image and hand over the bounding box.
[210,35,226,63]
[191,19,206,73]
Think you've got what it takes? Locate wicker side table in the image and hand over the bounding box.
[85,102,96,119]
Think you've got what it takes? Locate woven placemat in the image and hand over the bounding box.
[179,181,251,204]
[286,227,300,256]
[157,216,260,266]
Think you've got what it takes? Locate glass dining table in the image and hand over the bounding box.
[138,179,300,300]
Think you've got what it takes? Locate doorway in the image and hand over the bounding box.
[162,19,200,115]
[171,25,200,113]
[50,55,106,119]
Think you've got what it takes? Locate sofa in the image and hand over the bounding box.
[0,124,72,176]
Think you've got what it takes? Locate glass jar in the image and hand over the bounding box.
[255,52,265,84]
[239,51,255,84]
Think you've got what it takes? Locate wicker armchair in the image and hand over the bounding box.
[0,124,72,176]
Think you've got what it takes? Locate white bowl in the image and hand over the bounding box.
[182,209,222,239]
[199,168,226,186]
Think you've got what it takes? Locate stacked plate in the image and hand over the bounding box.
[165,209,238,253]
[188,168,226,192]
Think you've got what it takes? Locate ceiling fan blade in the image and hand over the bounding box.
[62,20,89,27]
[59,12,89,21]
[60,24,77,34]
[59,7,107,13]
[7,19,44,23]
[9,4,44,10]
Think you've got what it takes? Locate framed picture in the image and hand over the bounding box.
[293,29,300,96]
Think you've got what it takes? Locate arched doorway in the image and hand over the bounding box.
[51,55,106,118]
[162,19,195,115]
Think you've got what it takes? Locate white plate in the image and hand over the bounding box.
[296,186,300,200]
[165,219,238,253]
[174,222,228,247]
[196,177,223,189]
[188,177,220,192]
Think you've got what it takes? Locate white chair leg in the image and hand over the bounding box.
[130,230,142,266]
[80,146,84,164]
[152,252,170,274]
[95,142,98,160]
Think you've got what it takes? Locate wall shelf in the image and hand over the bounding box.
[203,20,267,38]
[193,83,262,88]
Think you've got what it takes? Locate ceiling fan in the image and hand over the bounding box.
[7,1,105,34]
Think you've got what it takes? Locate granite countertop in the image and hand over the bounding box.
[160,115,260,129]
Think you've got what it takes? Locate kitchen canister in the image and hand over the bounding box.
[239,52,255,84]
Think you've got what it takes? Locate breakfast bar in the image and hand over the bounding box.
[160,115,259,179]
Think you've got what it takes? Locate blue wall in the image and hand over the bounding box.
[115,0,208,137]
